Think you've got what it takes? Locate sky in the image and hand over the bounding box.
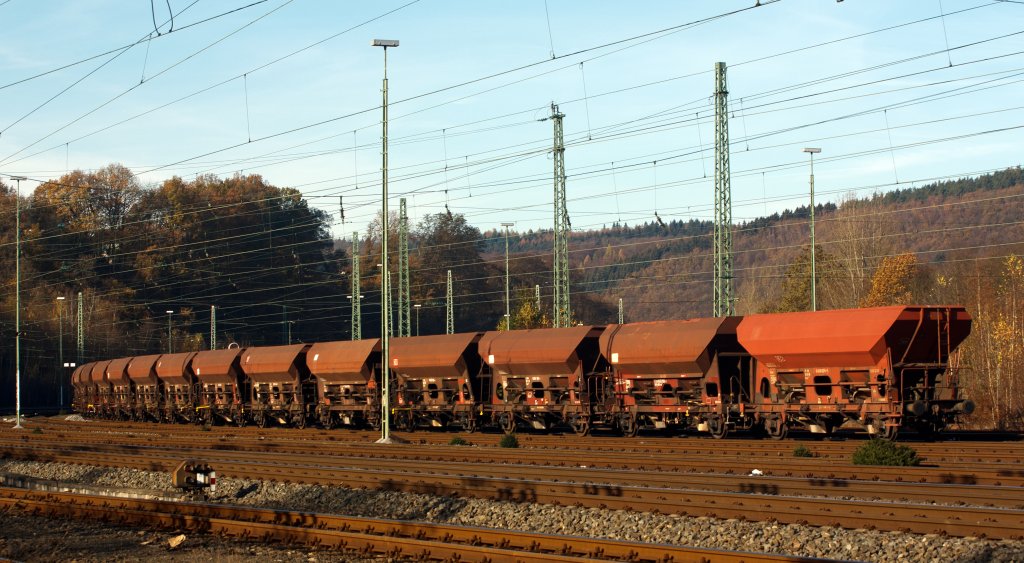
[1,0,1023,239]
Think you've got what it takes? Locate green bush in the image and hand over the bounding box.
[498,433,520,448]
[449,436,469,446]
[852,439,920,466]
[793,444,813,458]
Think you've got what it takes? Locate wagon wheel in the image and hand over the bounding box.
[619,414,638,438]
[254,410,267,428]
[765,415,787,440]
[320,412,335,430]
[707,414,729,439]
[875,417,899,441]
[235,411,248,428]
[462,416,478,434]
[292,411,307,429]
[570,415,591,437]
[500,413,516,435]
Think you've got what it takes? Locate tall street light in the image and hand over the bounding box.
[413,304,421,336]
[57,296,65,408]
[372,38,398,443]
[501,222,515,330]
[802,148,821,312]
[11,176,25,429]
[166,310,174,354]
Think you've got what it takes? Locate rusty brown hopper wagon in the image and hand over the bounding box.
[104,357,134,420]
[480,325,604,434]
[126,354,163,422]
[70,363,93,414]
[599,317,748,437]
[390,332,485,431]
[89,360,113,416]
[191,348,247,425]
[306,339,381,428]
[155,352,198,423]
[738,305,973,440]
[240,344,312,428]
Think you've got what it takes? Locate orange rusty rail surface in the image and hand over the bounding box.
[0,487,828,563]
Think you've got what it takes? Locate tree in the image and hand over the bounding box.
[861,252,919,307]
[772,245,839,313]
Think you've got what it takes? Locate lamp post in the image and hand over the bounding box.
[372,38,398,443]
[11,176,25,429]
[802,148,821,312]
[501,222,515,330]
[413,304,421,336]
[57,296,65,408]
[166,310,174,354]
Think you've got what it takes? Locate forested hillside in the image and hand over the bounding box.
[1,165,1022,428]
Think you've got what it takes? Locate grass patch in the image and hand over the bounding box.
[793,444,813,458]
[498,433,520,448]
[852,438,920,466]
[448,436,470,446]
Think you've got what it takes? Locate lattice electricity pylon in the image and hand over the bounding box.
[398,198,410,337]
[76,291,84,363]
[713,62,735,317]
[446,270,454,334]
[550,103,571,327]
[351,232,361,340]
[210,305,216,350]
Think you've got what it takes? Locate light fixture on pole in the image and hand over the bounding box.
[413,304,421,336]
[166,310,174,354]
[372,38,398,444]
[802,147,821,312]
[11,176,25,429]
[57,296,66,408]
[501,222,515,330]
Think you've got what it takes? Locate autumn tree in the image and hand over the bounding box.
[861,252,920,307]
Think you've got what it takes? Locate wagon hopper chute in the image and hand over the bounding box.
[306,339,381,429]
[191,348,247,426]
[738,305,973,439]
[389,332,485,432]
[126,354,162,422]
[480,325,604,434]
[241,344,313,428]
[599,317,749,438]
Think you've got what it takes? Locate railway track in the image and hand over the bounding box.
[31,418,1024,465]
[2,434,1023,539]
[10,426,1024,489]
[0,487,825,562]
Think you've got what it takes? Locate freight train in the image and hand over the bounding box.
[70,305,975,440]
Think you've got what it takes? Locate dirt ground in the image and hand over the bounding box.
[0,506,386,563]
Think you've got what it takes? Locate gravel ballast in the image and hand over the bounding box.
[1,459,1023,562]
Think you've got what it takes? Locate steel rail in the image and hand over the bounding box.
[2,437,1023,507]
[0,487,828,563]
[1,442,1022,539]
[4,431,1023,488]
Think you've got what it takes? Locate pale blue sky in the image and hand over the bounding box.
[2,0,1022,238]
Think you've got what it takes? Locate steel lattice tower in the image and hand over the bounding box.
[398,198,410,337]
[76,291,83,363]
[550,103,571,327]
[713,62,734,317]
[446,270,454,334]
[210,305,216,350]
[351,232,361,340]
